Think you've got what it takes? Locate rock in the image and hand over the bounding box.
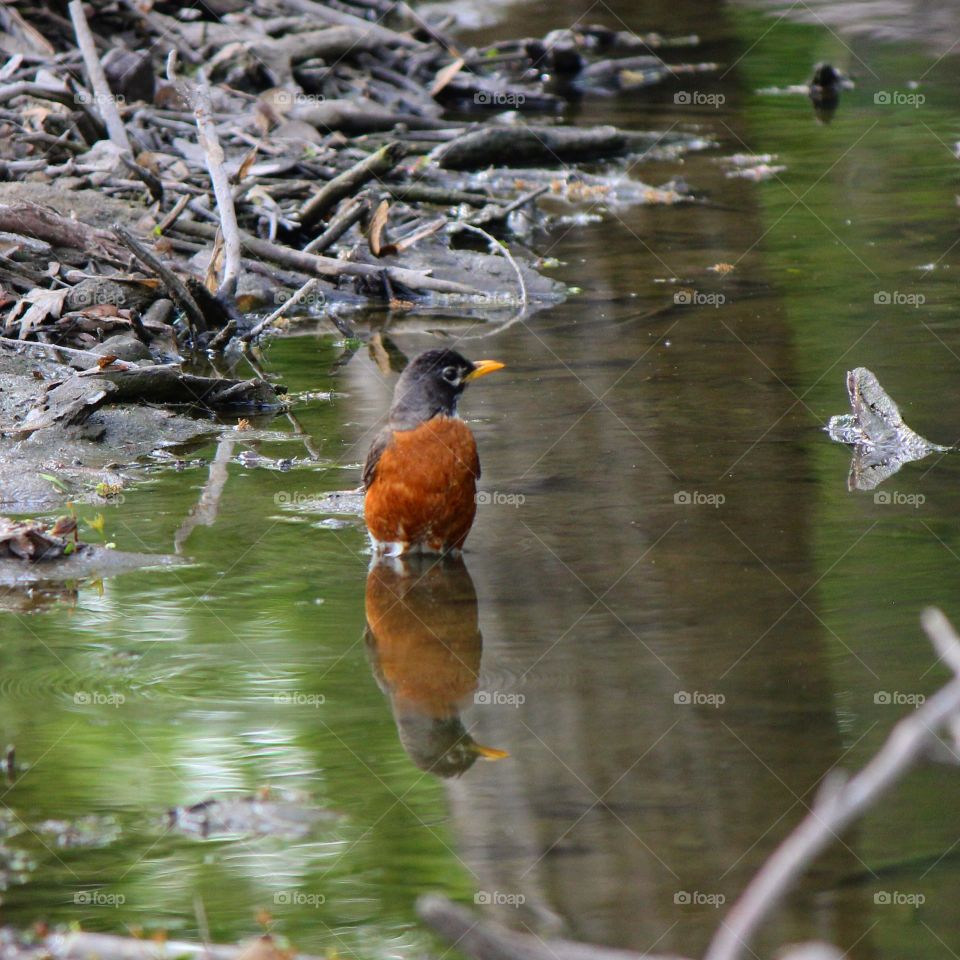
[91,333,152,363]
[102,48,156,103]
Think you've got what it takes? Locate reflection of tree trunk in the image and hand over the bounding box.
[735,0,960,55]
[432,1,870,957]
[342,0,877,954]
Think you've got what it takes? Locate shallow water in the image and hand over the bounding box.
[5,1,960,957]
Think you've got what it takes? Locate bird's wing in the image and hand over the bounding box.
[362,427,393,489]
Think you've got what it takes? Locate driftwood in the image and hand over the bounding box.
[422,609,960,960]
[172,219,480,296]
[112,223,208,335]
[68,0,131,153]
[303,195,369,254]
[19,364,283,433]
[0,0,711,347]
[432,125,685,168]
[0,202,126,260]
[299,141,406,233]
[189,73,242,301]
[243,277,322,343]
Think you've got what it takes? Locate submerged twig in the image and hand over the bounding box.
[243,278,321,344]
[455,222,528,307]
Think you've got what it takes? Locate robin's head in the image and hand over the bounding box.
[810,63,841,89]
[389,349,505,428]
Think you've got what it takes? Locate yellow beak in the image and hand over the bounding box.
[472,743,510,761]
[464,360,505,382]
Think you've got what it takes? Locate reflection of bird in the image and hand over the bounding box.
[365,555,508,778]
[363,349,504,556]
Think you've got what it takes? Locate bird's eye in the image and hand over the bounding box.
[441,366,459,383]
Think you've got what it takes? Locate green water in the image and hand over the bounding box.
[5,2,960,957]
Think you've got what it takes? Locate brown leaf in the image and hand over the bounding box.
[430,58,464,98]
[206,229,225,294]
[368,200,390,258]
[96,355,119,369]
[49,516,77,539]
[237,144,259,182]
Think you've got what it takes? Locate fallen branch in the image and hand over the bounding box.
[703,607,960,960]
[455,222,527,307]
[0,202,126,260]
[68,0,131,153]
[303,196,368,254]
[243,277,322,343]
[432,125,685,169]
[112,223,207,335]
[19,364,283,433]
[172,219,481,297]
[299,141,406,233]
[421,609,960,960]
[0,336,136,370]
[189,72,242,301]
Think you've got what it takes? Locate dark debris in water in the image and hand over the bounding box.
[826,367,950,491]
[167,794,339,841]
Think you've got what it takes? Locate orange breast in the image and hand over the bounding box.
[365,560,481,715]
[365,416,480,552]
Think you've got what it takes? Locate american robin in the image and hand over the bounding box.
[363,349,505,556]
[808,63,848,121]
[365,555,509,777]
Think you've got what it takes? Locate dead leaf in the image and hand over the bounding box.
[430,58,465,98]
[96,355,119,369]
[206,229,225,294]
[368,199,391,258]
[237,144,259,182]
[7,287,70,339]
